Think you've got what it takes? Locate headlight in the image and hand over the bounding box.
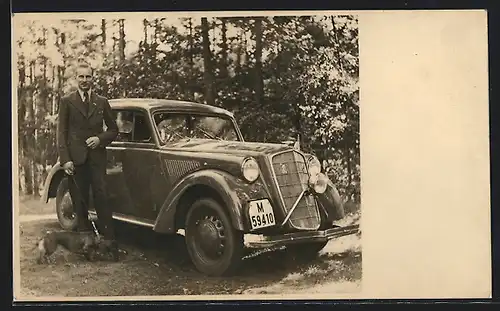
[307,155,322,178]
[241,157,260,183]
[311,172,329,194]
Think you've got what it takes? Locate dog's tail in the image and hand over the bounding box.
[31,231,51,251]
[33,238,48,264]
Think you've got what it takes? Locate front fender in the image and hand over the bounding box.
[153,169,269,234]
[315,179,345,221]
[41,162,65,203]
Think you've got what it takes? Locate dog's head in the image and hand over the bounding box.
[81,234,100,251]
[94,239,120,261]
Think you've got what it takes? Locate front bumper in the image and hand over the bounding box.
[245,223,360,249]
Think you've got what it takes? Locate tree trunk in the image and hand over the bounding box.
[57,65,63,106]
[23,61,36,195]
[201,17,216,106]
[34,29,50,197]
[49,62,57,166]
[254,17,264,108]
[101,19,107,49]
[188,18,194,67]
[17,56,27,194]
[235,31,242,73]
[118,19,126,62]
[31,158,38,197]
[187,18,194,100]
[143,19,148,45]
[59,31,67,82]
[219,17,229,79]
[51,65,56,114]
[112,37,117,66]
[243,30,248,64]
[33,91,40,197]
[331,16,353,198]
[152,19,158,58]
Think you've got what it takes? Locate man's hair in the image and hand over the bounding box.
[75,62,93,75]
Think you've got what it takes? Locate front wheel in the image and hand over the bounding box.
[184,198,244,276]
[55,177,79,231]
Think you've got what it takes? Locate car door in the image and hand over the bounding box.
[121,109,168,221]
[105,110,136,217]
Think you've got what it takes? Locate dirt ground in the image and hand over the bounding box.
[15,197,362,299]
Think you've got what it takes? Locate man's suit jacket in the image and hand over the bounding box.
[57,90,118,167]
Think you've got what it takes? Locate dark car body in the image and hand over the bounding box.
[42,98,359,275]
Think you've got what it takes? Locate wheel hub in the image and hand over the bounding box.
[196,217,225,258]
[61,194,75,219]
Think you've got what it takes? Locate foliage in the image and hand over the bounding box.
[15,15,360,202]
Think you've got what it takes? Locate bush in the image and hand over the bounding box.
[324,157,360,204]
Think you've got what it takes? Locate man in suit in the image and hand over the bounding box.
[57,62,119,255]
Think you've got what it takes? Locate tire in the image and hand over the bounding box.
[184,198,244,276]
[286,210,331,260]
[55,177,79,231]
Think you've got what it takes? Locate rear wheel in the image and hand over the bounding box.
[55,177,79,231]
[184,198,244,276]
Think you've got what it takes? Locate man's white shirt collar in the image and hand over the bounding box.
[78,89,92,102]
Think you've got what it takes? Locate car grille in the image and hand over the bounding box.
[271,150,320,230]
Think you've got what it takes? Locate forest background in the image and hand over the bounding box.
[14,15,360,203]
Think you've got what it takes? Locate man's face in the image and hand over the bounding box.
[76,67,93,91]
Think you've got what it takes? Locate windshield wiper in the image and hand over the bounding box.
[196,126,222,140]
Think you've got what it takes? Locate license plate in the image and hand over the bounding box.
[248,199,276,230]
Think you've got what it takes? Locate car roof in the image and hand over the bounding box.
[108,98,234,117]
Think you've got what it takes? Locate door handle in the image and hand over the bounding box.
[108,146,126,151]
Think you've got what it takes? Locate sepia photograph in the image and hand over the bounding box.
[13,12,362,299]
[13,9,492,302]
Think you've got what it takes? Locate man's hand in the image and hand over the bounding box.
[63,161,75,175]
[86,136,100,149]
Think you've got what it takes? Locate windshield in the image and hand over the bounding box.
[153,112,240,144]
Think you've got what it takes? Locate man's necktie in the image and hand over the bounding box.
[83,92,89,115]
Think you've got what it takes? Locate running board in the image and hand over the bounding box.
[88,211,155,228]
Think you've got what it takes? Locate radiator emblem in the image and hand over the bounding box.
[280,163,288,174]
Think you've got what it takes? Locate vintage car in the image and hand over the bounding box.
[41,98,359,276]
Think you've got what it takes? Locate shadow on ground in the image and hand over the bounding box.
[110,219,361,280]
[17,201,362,297]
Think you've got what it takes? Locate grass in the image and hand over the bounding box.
[17,196,56,215]
[344,200,361,215]
[15,196,362,299]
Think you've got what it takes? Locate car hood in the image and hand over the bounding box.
[160,139,292,157]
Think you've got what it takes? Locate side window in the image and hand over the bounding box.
[113,110,152,143]
[154,113,188,144]
[115,111,134,142]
